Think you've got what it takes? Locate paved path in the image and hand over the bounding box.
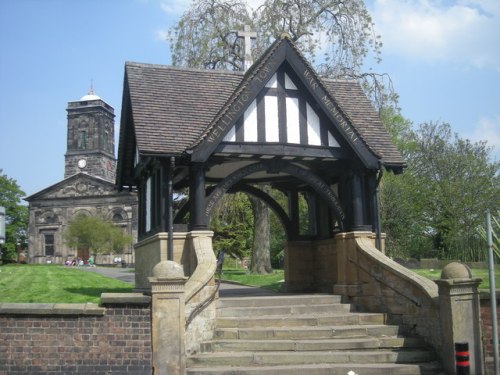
[88,266,277,298]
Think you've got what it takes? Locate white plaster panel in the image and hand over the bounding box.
[285,73,297,90]
[265,96,279,142]
[243,99,258,142]
[307,103,321,145]
[286,97,300,144]
[328,131,340,147]
[265,73,277,88]
[223,125,236,142]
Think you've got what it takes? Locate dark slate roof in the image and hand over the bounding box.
[124,63,243,155]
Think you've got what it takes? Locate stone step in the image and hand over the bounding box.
[200,336,428,352]
[187,362,445,375]
[214,324,402,340]
[187,349,437,367]
[217,302,353,317]
[216,312,386,328]
[218,294,342,308]
[188,293,443,374]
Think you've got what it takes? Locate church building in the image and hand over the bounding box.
[25,90,138,265]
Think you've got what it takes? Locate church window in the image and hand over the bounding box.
[104,131,109,152]
[44,233,55,256]
[113,213,123,222]
[81,130,87,150]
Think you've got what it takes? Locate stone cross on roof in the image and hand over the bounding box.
[237,25,257,71]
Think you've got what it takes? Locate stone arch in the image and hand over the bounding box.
[229,183,293,239]
[108,207,129,223]
[71,209,92,220]
[174,184,293,237]
[205,160,345,231]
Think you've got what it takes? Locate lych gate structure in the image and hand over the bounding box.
[117,36,404,288]
[116,36,485,374]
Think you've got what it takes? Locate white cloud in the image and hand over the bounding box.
[371,0,500,71]
[465,115,500,155]
[160,0,190,15]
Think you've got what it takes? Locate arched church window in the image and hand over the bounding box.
[113,213,123,222]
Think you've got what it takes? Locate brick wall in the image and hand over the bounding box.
[480,292,499,375]
[0,294,151,375]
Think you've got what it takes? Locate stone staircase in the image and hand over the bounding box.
[187,294,444,375]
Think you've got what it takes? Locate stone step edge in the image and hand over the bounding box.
[217,312,384,319]
[217,303,352,312]
[187,361,444,375]
[201,337,426,346]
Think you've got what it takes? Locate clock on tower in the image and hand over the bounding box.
[64,89,117,182]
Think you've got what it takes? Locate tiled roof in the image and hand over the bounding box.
[124,63,243,155]
[118,38,405,187]
[323,79,404,167]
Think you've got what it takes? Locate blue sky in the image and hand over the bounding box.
[0,0,498,198]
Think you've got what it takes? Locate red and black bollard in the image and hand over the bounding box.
[455,342,470,375]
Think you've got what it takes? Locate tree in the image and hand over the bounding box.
[64,215,132,263]
[249,192,273,274]
[169,0,395,273]
[408,122,499,260]
[0,170,28,262]
[380,120,499,261]
[210,193,254,260]
[168,0,396,109]
[169,0,252,71]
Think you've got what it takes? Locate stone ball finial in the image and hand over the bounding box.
[440,262,472,280]
[152,260,185,280]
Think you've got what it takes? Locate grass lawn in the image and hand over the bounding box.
[0,264,133,304]
[1,264,497,304]
[413,267,500,290]
[218,267,499,292]
[218,269,284,292]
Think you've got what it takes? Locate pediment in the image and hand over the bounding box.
[26,173,118,201]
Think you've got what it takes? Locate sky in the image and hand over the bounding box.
[0,0,498,199]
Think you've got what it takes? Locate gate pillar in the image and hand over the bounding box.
[149,261,187,375]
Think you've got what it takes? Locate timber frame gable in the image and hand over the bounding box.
[190,36,380,170]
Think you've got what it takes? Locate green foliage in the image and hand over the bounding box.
[168,0,252,71]
[380,118,499,262]
[168,0,397,110]
[218,268,284,291]
[210,192,254,259]
[0,264,132,303]
[64,215,132,256]
[0,170,28,262]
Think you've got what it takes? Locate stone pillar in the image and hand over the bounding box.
[436,262,484,375]
[333,231,369,297]
[149,261,188,375]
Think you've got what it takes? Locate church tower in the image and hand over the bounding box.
[64,89,116,182]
